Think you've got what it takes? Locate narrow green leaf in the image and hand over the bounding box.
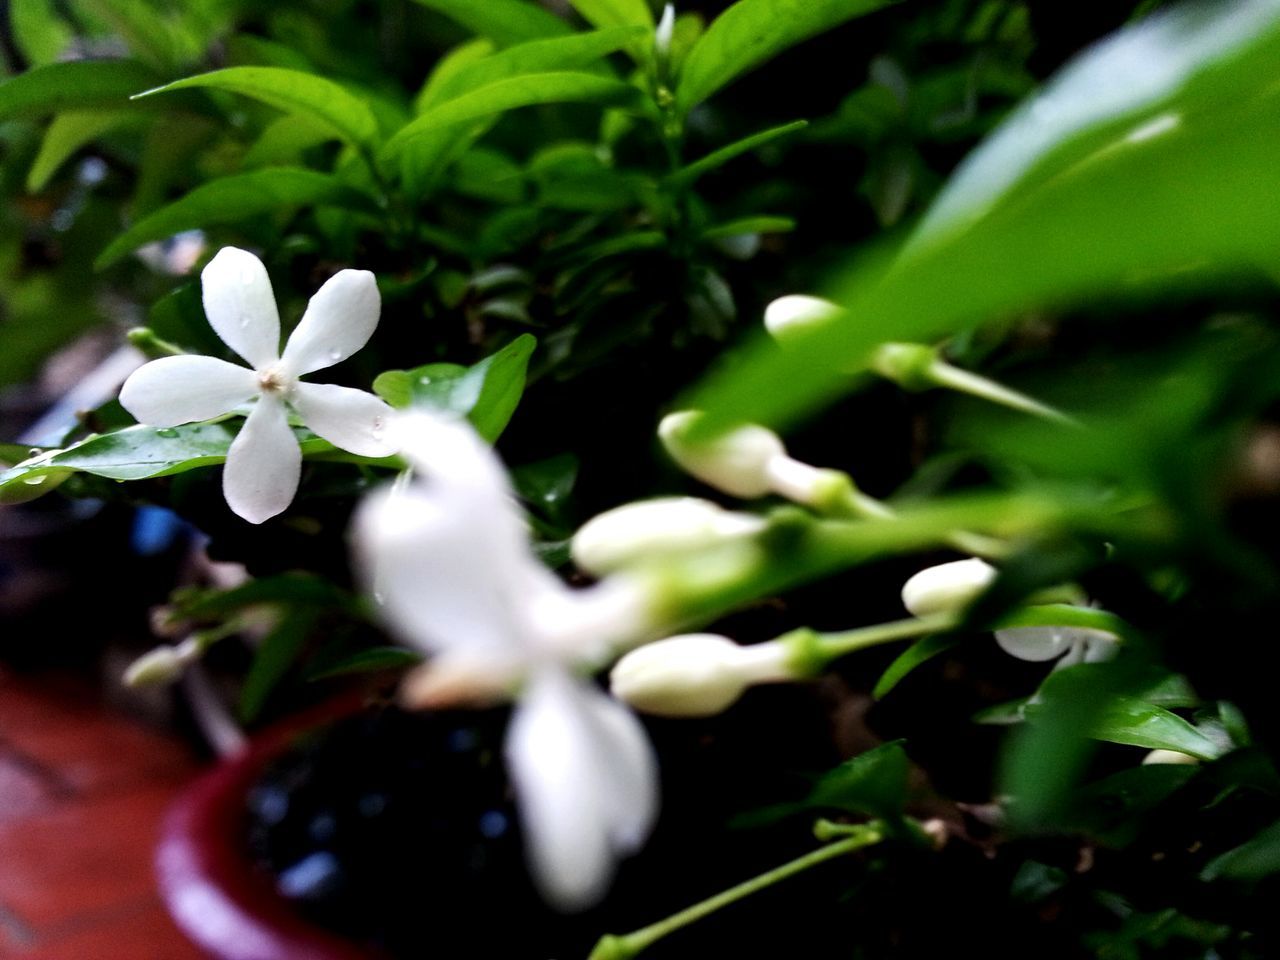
[676,0,896,115]
[418,27,645,110]
[687,2,1280,437]
[0,60,159,122]
[306,646,423,681]
[241,115,338,169]
[382,71,642,161]
[873,633,963,699]
[239,610,317,724]
[78,0,206,73]
[26,109,142,192]
[413,37,496,113]
[95,168,378,269]
[177,573,356,619]
[1202,820,1280,883]
[409,0,572,46]
[134,67,380,148]
[701,216,794,240]
[374,335,537,441]
[667,118,807,187]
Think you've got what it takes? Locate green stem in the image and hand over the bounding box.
[588,826,884,960]
[813,613,958,662]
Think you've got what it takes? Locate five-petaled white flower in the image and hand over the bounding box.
[354,412,658,911]
[119,246,396,524]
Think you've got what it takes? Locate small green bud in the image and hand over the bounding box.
[871,342,939,392]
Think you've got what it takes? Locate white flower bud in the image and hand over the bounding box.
[659,411,787,499]
[763,294,842,341]
[571,497,765,575]
[123,636,202,687]
[1142,749,1200,766]
[655,3,675,57]
[900,558,997,617]
[610,634,793,717]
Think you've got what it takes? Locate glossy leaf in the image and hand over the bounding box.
[1202,819,1280,883]
[134,67,380,148]
[1085,697,1226,761]
[95,168,378,269]
[807,740,910,819]
[687,1,1280,437]
[408,0,572,47]
[418,27,644,110]
[373,334,536,442]
[0,60,159,122]
[676,0,896,115]
[873,633,964,699]
[383,71,643,162]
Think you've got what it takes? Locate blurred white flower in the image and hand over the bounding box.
[655,3,676,57]
[572,496,764,576]
[900,558,997,617]
[994,623,1118,668]
[610,633,794,717]
[762,294,842,341]
[354,413,658,911]
[119,246,395,523]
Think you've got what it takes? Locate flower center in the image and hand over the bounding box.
[257,365,290,394]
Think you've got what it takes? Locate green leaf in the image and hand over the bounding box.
[1202,819,1280,883]
[676,0,896,115]
[382,71,642,161]
[177,573,356,619]
[242,114,337,168]
[873,633,963,699]
[568,0,653,31]
[305,646,423,681]
[78,0,207,73]
[667,118,808,187]
[419,28,644,110]
[409,0,572,47]
[807,740,910,819]
[701,216,795,241]
[373,334,537,441]
[26,109,143,192]
[687,2,1280,436]
[1084,697,1226,761]
[95,168,378,269]
[9,0,74,66]
[134,67,379,148]
[0,60,160,122]
[413,37,496,113]
[239,610,317,724]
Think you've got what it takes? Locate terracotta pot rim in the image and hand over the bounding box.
[155,693,382,960]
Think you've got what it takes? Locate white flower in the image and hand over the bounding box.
[994,623,1119,668]
[659,410,830,504]
[655,3,676,57]
[900,558,997,617]
[354,412,659,911]
[610,633,794,717]
[119,246,395,524]
[571,497,765,576]
[762,294,842,341]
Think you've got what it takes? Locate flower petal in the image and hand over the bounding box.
[290,381,395,457]
[201,247,281,368]
[222,394,300,524]
[576,684,659,851]
[994,625,1072,662]
[353,478,534,655]
[119,355,257,427]
[279,269,380,376]
[506,668,614,911]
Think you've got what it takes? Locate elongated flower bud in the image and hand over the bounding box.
[655,3,675,57]
[610,634,793,717]
[572,497,765,575]
[901,558,997,616]
[123,636,202,687]
[659,411,788,498]
[763,294,842,342]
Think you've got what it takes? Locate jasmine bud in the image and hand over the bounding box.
[900,558,997,616]
[572,497,765,575]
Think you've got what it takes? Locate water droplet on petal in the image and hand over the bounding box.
[328,349,343,362]
[239,315,252,328]
[156,428,179,438]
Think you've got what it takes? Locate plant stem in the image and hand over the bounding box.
[928,360,1078,426]
[814,613,958,662]
[588,826,884,960]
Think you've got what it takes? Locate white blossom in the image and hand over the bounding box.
[900,558,997,617]
[571,496,765,576]
[610,633,794,717]
[119,246,395,524]
[353,412,658,911]
[994,623,1119,668]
